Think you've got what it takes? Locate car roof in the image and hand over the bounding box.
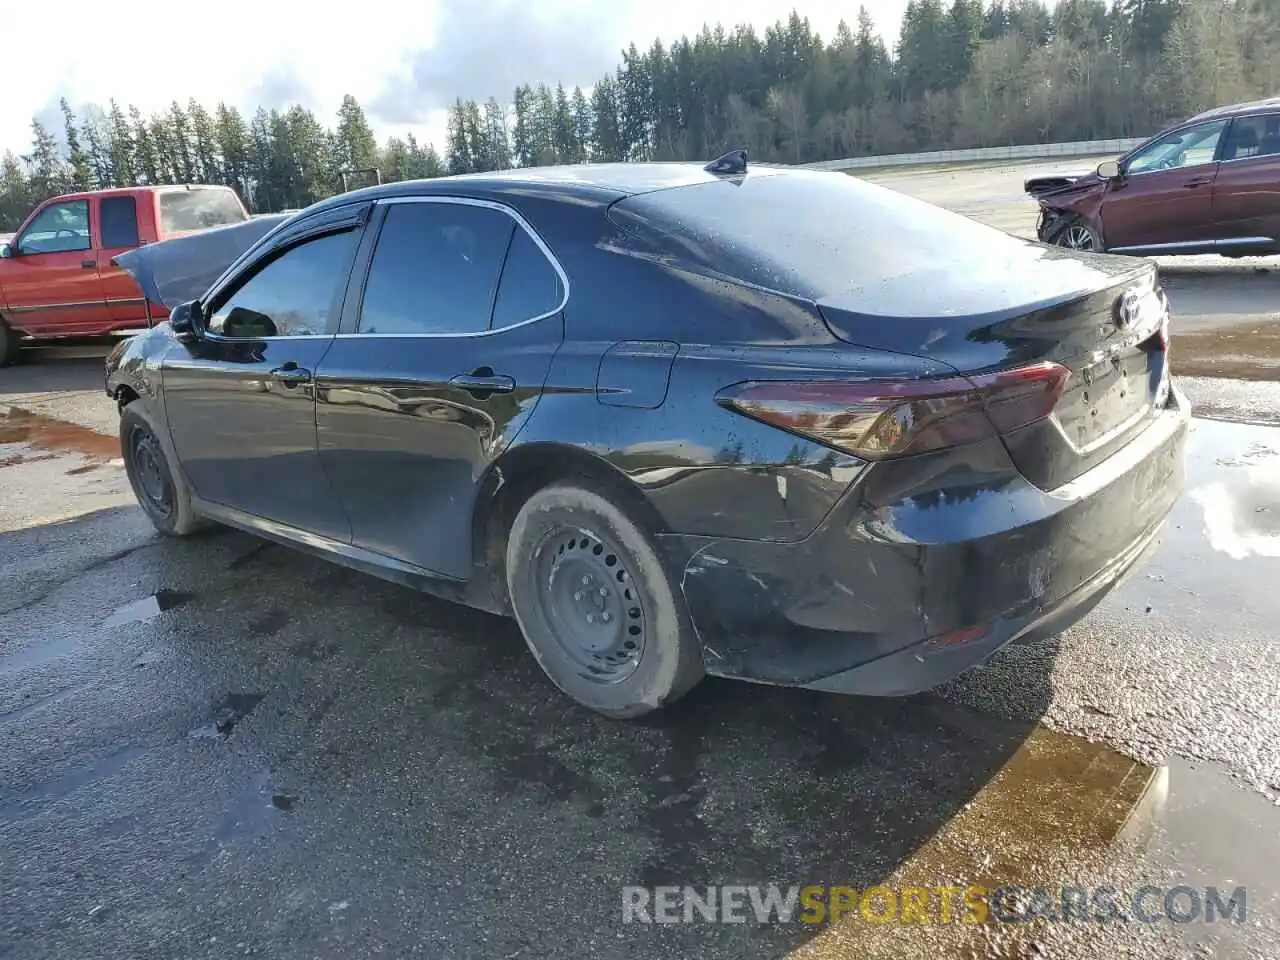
[302,162,790,217]
[1186,96,1280,124]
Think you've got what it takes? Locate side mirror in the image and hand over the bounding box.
[1097,159,1122,180]
[0,242,13,259]
[168,300,206,343]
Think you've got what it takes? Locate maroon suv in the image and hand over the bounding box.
[1027,96,1280,257]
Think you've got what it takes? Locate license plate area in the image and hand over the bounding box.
[1059,348,1157,452]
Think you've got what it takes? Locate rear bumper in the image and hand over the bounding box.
[658,385,1190,696]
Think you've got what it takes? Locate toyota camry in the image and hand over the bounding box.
[106,154,1188,718]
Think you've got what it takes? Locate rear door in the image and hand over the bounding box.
[97,194,149,326]
[315,197,566,579]
[1101,118,1228,250]
[1207,113,1280,247]
[3,198,108,337]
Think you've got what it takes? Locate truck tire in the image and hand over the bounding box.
[0,318,18,367]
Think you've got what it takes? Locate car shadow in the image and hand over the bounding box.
[0,506,1064,959]
[0,352,111,400]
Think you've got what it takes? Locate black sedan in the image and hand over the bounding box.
[106,156,1189,718]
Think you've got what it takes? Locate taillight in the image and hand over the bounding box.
[715,362,1069,460]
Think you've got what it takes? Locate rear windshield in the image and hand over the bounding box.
[607,170,1020,300]
[159,188,247,234]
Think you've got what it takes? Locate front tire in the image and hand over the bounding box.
[506,483,704,719]
[1050,216,1103,253]
[120,405,205,536]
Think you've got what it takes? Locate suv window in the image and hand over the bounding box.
[159,188,247,234]
[100,196,140,249]
[492,227,563,328]
[358,202,516,335]
[1221,114,1280,161]
[209,229,358,338]
[1126,119,1228,175]
[18,199,90,254]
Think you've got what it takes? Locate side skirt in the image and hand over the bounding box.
[192,496,505,614]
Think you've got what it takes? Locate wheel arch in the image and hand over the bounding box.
[469,442,670,615]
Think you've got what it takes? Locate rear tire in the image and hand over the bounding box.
[505,483,704,719]
[1050,216,1103,253]
[120,404,206,536]
[0,319,18,367]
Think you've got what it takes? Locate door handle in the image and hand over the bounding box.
[450,368,515,396]
[269,362,311,386]
[1183,176,1214,188]
[81,259,96,269]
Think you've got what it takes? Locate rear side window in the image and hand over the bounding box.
[159,188,247,233]
[608,171,1018,301]
[492,227,563,328]
[100,196,139,248]
[358,202,515,335]
[1222,114,1280,160]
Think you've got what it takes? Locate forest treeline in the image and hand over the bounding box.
[2,0,1277,229]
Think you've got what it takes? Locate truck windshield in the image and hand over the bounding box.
[159,189,248,234]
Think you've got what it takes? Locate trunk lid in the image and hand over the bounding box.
[817,246,1170,490]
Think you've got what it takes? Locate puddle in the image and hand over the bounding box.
[102,590,194,629]
[0,407,120,460]
[1175,317,1280,382]
[187,693,265,740]
[1189,427,1280,560]
[0,745,147,822]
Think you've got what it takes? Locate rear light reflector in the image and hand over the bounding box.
[715,362,1069,460]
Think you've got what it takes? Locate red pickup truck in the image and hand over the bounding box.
[0,184,249,365]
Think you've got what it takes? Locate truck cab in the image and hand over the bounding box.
[0,184,248,365]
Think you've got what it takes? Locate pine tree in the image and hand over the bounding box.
[23,120,66,200]
[60,100,92,191]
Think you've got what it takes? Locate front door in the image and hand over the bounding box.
[162,216,366,540]
[315,197,566,579]
[1101,118,1229,251]
[4,198,109,337]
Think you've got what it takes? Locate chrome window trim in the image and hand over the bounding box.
[334,194,570,340]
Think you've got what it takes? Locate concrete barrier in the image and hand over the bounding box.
[801,138,1148,172]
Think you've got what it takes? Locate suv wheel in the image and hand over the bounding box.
[505,483,704,718]
[1052,217,1103,252]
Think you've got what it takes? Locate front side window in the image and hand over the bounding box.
[160,188,248,234]
[358,202,515,336]
[208,229,357,339]
[1126,119,1228,175]
[18,200,90,254]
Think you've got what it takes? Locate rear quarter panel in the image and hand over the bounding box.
[503,229,952,542]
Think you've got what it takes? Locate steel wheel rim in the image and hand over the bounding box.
[531,527,647,684]
[130,426,173,518]
[1060,225,1095,250]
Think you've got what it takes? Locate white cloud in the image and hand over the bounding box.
[1,0,913,157]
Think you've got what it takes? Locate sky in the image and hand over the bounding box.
[1,0,914,159]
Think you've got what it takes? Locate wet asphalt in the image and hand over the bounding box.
[0,358,1278,959]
